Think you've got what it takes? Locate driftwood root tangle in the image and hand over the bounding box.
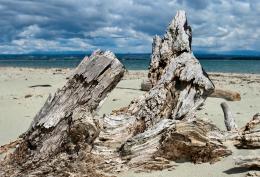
[0,11,232,177]
[236,113,260,149]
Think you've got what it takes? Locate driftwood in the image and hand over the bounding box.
[0,11,232,176]
[237,113,260,176]
[220,102,238,131]
[141,79,241,101]
[219,103,260,149]
[235,156,260,168]
[210,88,241,101]
[0,50,125,177]
[148,10,192,87]
[222,112,260,175]
[236,113,260,148]
[93,11,230,170]
[235,155,260,177]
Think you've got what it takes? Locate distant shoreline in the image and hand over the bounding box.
[0,66,260,75]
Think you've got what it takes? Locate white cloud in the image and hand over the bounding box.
[18,25,41,38]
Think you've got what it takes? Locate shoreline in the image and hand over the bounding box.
[1,66,260,75]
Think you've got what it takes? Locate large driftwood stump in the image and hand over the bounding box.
[0,50,125,177]
[0,11,232,177]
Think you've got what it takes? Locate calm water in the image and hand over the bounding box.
[0,54,259,73]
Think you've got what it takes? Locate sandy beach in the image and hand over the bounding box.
[0,67,260,176]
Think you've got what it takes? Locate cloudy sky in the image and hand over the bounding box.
[0,0,259,54]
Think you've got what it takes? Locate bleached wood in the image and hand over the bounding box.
[148,10,192,87]
[220,102,238,131]
[92,11,230,171]
[0,50,125,177]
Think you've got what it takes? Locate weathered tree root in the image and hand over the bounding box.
[0,11,233,177]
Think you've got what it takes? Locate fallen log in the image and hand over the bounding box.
[141,79,241,101]
[210,88,241,101]
[0,11,232,176]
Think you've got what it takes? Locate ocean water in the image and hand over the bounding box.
[0,54,259,74]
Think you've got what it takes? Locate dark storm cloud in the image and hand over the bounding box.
[0,0,259,53]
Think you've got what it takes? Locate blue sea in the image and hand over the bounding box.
[0,53,259,73]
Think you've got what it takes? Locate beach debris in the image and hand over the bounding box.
[28,84,52,88]
[55,69,62,72]
[236,113,260,148]
[219,112,260,175]
[0,11,232,176]
[24,94,32,98]
[210,88,241,101]
[220,102,238,131]
[0,50,125,177]
[235,156,260,169]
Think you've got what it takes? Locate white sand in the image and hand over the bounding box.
[0,67,259,176]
